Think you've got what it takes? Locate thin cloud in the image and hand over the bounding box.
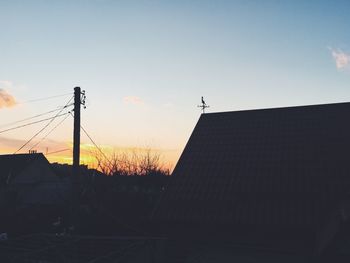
[123,96,144,105]
[0,136,28,149]
[0,80,17,108]
[0,80,13,87]
[0,136,70,156]
[0,89,16,108]
[329,48,350,70]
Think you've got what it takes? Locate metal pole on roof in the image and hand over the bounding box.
[197,96,210,114]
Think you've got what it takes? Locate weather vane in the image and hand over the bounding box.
[197,96,210,114]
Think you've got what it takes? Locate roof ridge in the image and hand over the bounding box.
[204,101,350,116]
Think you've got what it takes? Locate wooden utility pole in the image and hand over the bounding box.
[73,86,81,175]
[72,86,81,228]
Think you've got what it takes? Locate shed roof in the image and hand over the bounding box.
[153,102,350,228]
[0,153,49,186]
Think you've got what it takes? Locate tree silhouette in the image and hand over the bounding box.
[90,148,170,176]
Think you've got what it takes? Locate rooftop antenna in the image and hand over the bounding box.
[197,96,210,114]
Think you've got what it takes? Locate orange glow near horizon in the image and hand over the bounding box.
[0,140,180,172]
[46,142,179,172]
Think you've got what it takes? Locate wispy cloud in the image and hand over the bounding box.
[123,96,144,105]
[0,136,28,150]
[0,89,16,108]
[0,80,13,87]
[0,136,71,156]
[329,48,350,70]
[0,80,17,108]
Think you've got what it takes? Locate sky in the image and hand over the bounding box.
[1,0,350,168]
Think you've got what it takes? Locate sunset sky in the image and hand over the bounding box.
[1,0,350,168]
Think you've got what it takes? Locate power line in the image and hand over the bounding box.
[79,121,130,168]
[0,113,69,134]
[0,105,73,129]
[80,123,113,164]
[14,96,74,154]
[72,113,115,168]
[29,113,70,151]
[78,125,149,236]
[13,113,70,154]
[18,92,73,104]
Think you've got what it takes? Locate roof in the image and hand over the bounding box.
[0,153,49,186]
[153,102,350,229]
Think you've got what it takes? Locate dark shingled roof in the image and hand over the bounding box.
[153,102,350,230]
[0,153,48,186]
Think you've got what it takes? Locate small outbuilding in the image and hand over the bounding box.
[0,152,64,207]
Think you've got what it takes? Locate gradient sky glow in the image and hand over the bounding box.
[1,0,350,167]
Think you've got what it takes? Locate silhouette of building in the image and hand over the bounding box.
[0,153,65,207]
[0,153,67,235]
[153,102,350,259]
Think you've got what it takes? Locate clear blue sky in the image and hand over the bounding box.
[1,0,350,165]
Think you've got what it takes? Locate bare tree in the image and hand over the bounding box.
[90,148,170,176]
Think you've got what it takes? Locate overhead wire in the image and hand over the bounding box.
[79,122,115,167]
[18,92,73,104]
[70,113,119,168]
[14,96,74,154]
[80,122,133,168]
[77,116,151,236]
[69,115,149,236]
[0,113,69,134]
[29,113,70,151]
[0,105,73,129]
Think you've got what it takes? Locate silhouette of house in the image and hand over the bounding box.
[153,102,350,259]
[0,153,64,207]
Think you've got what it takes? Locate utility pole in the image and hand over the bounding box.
[73,86,81,176]
[71,86,86,229]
